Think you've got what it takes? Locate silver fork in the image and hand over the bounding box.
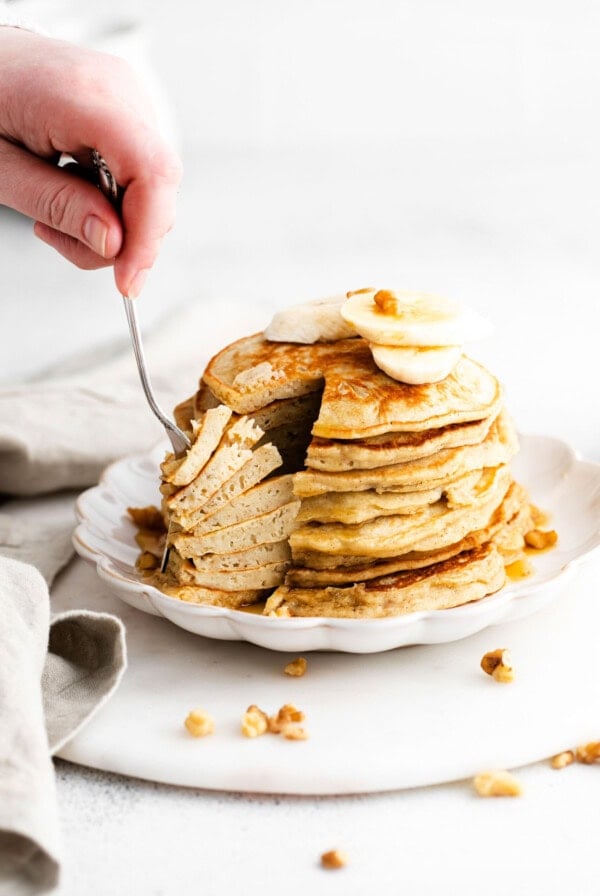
[92,150,190,569]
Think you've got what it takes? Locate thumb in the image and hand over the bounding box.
[0,136,122,258]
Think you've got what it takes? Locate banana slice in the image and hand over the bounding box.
[265,296,357,344]
[341,289,492,347]
[370,344,462,384]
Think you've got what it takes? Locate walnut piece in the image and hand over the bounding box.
[136,551,159,571]
[184,708,215,738]
[241,705,269,738]
[128,505,165,531]
[473,770,522,797]
[373,289,398,315]
[524,528,558,550]
[321,849,349,870]
[551,750,575,770]
[268,703,305,733]
[284,657,307,677]
[575,741,600,764]
[480,648,515,683]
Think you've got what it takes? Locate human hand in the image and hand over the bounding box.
[0,27,182,297]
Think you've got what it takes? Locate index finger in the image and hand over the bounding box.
[57,105,183,297]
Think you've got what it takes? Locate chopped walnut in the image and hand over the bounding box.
[128,505,165,531]
[241,705,269,738]
[136,551,159,571]
[473,770,522,797]
[284,657,307,677]
[551,750,575,770]
[268,703,305,733]
[321,849,348,870]
[373,289,398,315]
[184,708,215,738]
[480,648,515,683]
[574,741,600,764]
[524,529,558,550]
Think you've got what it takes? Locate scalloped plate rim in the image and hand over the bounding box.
[72,433,600,650]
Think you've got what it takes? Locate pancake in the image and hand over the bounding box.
[286,481,530,584]
[265,543,506,618]
[203,335,502,437]
[293,411,517,497]
[305,414,496,472]
[296,466,503,525]
[289,464,511,559]
[168,551,289,591]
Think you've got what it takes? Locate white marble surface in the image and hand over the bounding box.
[2,1,600,893]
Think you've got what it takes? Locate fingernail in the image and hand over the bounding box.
[83,215,109,257]
[127,269,150,298]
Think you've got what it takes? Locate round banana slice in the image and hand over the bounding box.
[370,344,462,384]
[265,296,357,344]
[341,289,492,347]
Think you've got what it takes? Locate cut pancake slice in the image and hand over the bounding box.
[305,414,496,472]
[169,552,290,591]
[167,416,265,525]
[294,411,517,497]
[173,500,301,558]
[185,443,283,528]
[190,540,291,571]
[290,465,511,559]
[265,544,506,618]
[161,405,232,487]
[151,576,265,608]
[189,474,295,535]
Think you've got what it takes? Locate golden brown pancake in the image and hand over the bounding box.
[265,543,506,618]
[203,335,502,437]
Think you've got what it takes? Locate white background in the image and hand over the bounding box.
[2,0,600,463]
[2,2,600,894]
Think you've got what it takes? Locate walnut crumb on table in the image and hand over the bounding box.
[241,703,308,740]
[321,849,349,870]
[480,648,515,683]
[284,657,307,677]
[473,770,522,797]
[551,750,575,770]
[241,705,269,738]
[184,708,215,738]
[574,741,600,764]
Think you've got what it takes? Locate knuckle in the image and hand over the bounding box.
[150,147,184,186]
[44,183,75,232]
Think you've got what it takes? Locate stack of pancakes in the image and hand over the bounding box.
[136,333,538,618]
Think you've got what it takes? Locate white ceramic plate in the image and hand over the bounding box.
[73,435,600,653]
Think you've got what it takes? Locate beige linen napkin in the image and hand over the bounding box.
[0,300,259,893]
[0,311,195,893]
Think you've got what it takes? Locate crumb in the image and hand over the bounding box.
[524,529,558,550]
[284,657,307,677]
[281,725,309,741]
[574,741,600,764]
[480,648,515,683]
[321,849,348,870]
[473,770,522,797]
[184,708,215,738]
[551,750,575,770]
[241,705,269,738]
